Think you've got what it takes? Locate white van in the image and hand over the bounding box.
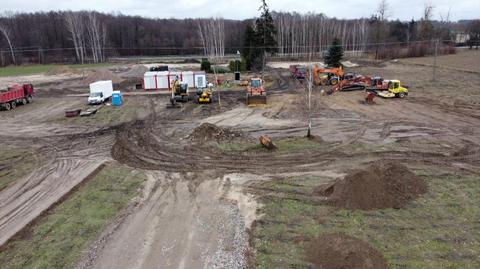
[88,80,113,105]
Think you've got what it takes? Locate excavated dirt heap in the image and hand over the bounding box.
[189,123,246,142]
[306,233,389,269]
[84,69,124,85]
[46,65,77,75]
[327,162,427,210]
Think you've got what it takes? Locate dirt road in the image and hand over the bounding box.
[83,171,252,269]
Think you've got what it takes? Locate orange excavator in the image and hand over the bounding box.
[313,65,345,86]
[332,74,372,92]
[246,77,267,105]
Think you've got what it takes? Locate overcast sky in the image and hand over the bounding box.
[2,0,479,21]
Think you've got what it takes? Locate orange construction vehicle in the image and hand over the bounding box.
[246,78,267,105]
[332,74,372,92]
[313,65,345,86]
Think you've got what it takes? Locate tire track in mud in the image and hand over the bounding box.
[0,128,115,247]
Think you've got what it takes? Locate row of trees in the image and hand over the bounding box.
[274,13,369,58]
[64,12,107,63]
[0,1,479,65]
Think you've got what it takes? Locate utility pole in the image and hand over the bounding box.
[433,39,438,82]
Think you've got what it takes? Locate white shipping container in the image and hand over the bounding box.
[143,71,207,90]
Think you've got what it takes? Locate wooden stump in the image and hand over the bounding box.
[259,135,276,150]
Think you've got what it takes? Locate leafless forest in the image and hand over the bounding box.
[0,9,478,65]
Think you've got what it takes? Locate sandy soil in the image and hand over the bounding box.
[83,171,253,269]
[1,52,480,268]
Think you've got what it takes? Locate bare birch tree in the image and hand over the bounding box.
[86,12,107,63]
[198,17,225,107]
[0,23,15,65]
[64,11,86,64]
[274,12,369,59]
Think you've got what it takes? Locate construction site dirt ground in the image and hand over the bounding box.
[0,50,479,269]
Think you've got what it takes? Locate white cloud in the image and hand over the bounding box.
[1,0,479,21]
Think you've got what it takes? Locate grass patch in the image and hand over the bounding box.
[253,172,480,269]
[56,100,139,126]
[0,164,145,269]
[0,147,37,191]
[0,63,116,77]
[218,137,324,153]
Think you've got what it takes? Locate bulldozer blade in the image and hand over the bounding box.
[166,103,181,109]
[246,95,267,105]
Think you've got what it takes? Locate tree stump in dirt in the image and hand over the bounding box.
[259,135,276,150]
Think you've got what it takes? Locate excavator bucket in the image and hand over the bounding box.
[246,95,267,105]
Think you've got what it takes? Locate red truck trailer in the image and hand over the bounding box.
[289,65,308,79]
[0,84,34,111]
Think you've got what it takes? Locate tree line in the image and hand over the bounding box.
[0,3,478,65]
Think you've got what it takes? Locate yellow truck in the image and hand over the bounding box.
[370,79,409,98]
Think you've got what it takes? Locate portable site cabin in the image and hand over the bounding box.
[143,71,207,91]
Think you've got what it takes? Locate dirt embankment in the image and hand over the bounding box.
[84,70,124,85]
[306,233,389,269]
[319,162,427,210]
[189,123,248,143]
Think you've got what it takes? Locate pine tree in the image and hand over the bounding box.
[242,24,260,71]
[324,38,344,68]
[242,0,278,71]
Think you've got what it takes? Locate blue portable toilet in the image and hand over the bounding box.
[112,91,123,106]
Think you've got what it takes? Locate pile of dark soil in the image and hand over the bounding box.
[189,123,246,142]
[306,233,389,269]
[324,162,427,210]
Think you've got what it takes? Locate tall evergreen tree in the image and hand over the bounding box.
[324,38,344,67]
[242,24,260,71]
[242,0,278,71]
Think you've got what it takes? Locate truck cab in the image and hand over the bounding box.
[386,80,408,98]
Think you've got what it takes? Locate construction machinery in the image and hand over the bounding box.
[167,77,189,108]
[313,65,345,86]
[0,84,34,111]
[246,78,267,105]
[369,79,409,98]
[196,88,212,104]
[333,74,372,92]
[289,65,307,79]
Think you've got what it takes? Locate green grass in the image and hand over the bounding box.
[56,100,140,126]
[218,137,325,153]
[0,63,116,77]
[253,172,480,269]
[0,164,145,269]
[0,147,38,191]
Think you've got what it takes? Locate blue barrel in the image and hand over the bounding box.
[112,91,123,106]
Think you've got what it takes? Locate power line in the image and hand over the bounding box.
[0,39,457,54]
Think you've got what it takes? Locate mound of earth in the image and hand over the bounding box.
[325,162,427,210]
[189,123,246,142]
[46,65,77,75]
[306,233,389,269]
[84,69,124,85]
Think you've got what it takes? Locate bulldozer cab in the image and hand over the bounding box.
[251,78,262,88]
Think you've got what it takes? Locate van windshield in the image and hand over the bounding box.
[90,92,103,98]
